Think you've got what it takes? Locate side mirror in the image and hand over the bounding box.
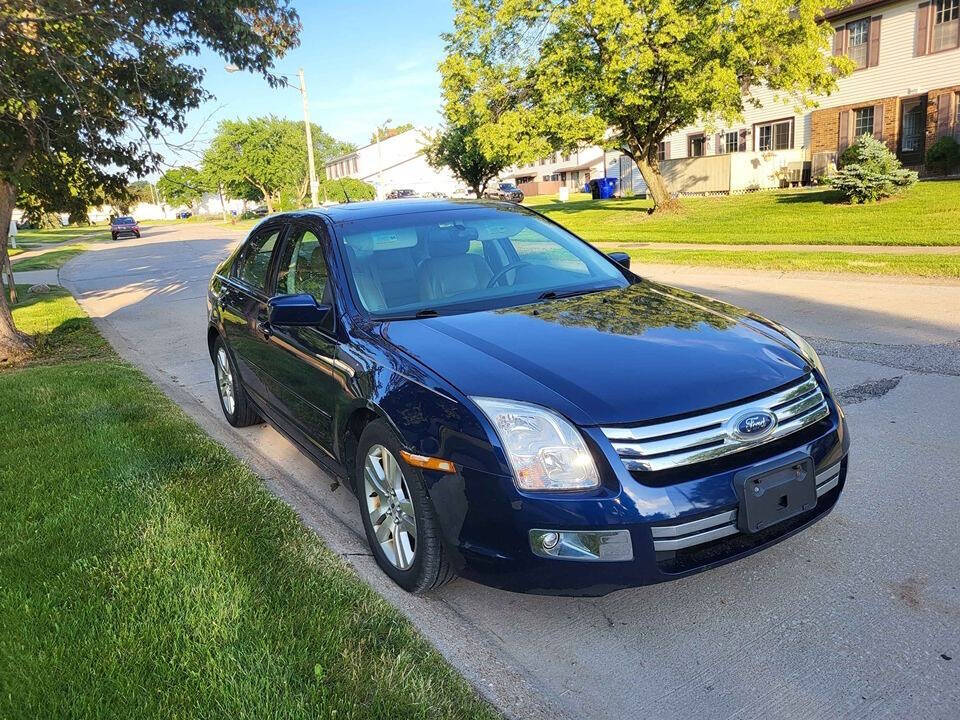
[268,294,331,326]
[608,251,630,270]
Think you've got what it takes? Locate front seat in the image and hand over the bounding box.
[418,227,493,301]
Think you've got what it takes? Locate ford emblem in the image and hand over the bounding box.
[730,410,777,441]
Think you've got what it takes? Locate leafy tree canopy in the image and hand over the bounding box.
[0,0,301,354]
[443,0,853,208]
[126,181,156,205]
[369,123,415,144]
[157,167,206,210]
[319,177,376,204]
[202,116,354,213]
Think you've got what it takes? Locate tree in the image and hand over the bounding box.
[444,0,853,209]
[157,167,206,211]
[425,121,510,199]
[202,116,353,213]
[369,123,414,144]
[127,180,156,206]
[0,0,300,357]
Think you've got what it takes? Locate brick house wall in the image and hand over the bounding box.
[810,96,900,155]
[926,84,960,143]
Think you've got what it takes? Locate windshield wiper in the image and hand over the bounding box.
[414,308,440,318]
[537,286,616,301]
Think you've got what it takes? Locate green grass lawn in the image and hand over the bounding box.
[624,248,960,278]
[0,286,498,720]
[11,243,88,270]
[15,226,109,244]
[526,180,960,246]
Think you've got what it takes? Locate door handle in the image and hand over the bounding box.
[256,320,272,338]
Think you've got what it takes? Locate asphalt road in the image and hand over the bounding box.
[60,223,960,720]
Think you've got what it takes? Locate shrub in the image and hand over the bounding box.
[829,134,917,203]
[925,136,960,175]
[319,177,376,203]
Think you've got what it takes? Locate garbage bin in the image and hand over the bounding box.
[599,177,617,199]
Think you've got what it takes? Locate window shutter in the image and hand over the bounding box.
[915,2,930,56]
[715,133,723,154]
[868,16,882,66]
[838,110,851,153]
[833,27,845,56]
[739,128,748,152]
[872,104,884,140]
[663,142,671,160]
[938,94,953,138]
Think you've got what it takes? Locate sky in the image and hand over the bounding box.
[159,0,454,173]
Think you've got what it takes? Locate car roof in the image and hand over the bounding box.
[255,198,526,226]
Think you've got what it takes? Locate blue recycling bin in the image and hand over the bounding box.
[599,177,617,199]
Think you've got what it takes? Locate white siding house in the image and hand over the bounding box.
[324,128,460,199]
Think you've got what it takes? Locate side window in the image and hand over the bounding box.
[277,228,330,302]
[234,228,280,291]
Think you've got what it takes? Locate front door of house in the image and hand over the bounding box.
[899,97,926,166]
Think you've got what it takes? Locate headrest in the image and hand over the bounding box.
[426,225,478,258]
[310,245,325,268]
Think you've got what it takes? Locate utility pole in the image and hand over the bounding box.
[299,69,320,207]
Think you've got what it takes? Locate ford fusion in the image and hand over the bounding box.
[206,199,849,596]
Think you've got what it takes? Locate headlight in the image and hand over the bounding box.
[472,397,600,491]
[780,327,835,395]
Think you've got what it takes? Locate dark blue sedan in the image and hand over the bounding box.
[206,199,849,596]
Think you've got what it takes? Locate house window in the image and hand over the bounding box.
[933,0,960,52]
[757,119,793,151]
[688,134,706,157]
[956,92,960,137]
[723,131,739,154]
[848,18,870,68]
[854,107,875,137]
[902,103,923,152]
[657,141,668,161]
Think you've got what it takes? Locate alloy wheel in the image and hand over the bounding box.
[215,346,235,415]
[364,444,417,570]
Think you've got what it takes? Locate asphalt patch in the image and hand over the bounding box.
[836,376,903,406]
[810,337,960,377]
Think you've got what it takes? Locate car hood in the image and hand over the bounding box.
[379,281,810,426]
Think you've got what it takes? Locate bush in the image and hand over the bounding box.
[925,136,960,175]
[829,134,917,203]
[319,177,376,203]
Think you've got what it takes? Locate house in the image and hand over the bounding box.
[657,0,960,194]
[324,128,460,199]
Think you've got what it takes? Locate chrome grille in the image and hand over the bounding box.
[601,374,830,473]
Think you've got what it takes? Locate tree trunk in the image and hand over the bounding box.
[471,182,483,198]
[0,178,33,359]
[635,157,677,211]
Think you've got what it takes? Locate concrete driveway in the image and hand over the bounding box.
[60,222,960,720]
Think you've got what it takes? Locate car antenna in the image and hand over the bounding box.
[338,178,352,203]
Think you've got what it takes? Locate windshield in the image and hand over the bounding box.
[336,206,629,318]
[114,216,135,224]
[500,184,517,190]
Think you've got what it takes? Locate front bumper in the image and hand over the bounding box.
[428,406,849,596]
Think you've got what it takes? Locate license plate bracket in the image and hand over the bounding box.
[734,452,817,534]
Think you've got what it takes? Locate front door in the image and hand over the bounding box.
[220,223,285,408]
[899,97,926,166]
[258,220,345,460]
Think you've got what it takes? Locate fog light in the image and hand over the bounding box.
[529,529,633,562]
[541,531,560,549]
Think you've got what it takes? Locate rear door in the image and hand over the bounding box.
[256,219,344,459]
[220,221,287,408]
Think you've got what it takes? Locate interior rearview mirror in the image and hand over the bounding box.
[608,251,630,270]
[268,294,330,326]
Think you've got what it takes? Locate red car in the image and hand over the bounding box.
[110,216,141,240]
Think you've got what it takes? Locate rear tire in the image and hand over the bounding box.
[212,336,260,427]
[356,420,456,594]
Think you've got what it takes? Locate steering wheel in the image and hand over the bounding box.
[486,261,530,288]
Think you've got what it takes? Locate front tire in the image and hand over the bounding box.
[212,336,260,427]
[356,420,456,594]
[111,233,118,241]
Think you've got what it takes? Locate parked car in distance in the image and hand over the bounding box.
[207,199,849,596]
[387,188,418,199]
[253,205,270,217]
[110,216,140,240]
[176,210,193,219]
[484,182,524,202]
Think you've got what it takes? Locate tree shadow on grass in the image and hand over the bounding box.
[534,197,655,215]
[773,188,845,205]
